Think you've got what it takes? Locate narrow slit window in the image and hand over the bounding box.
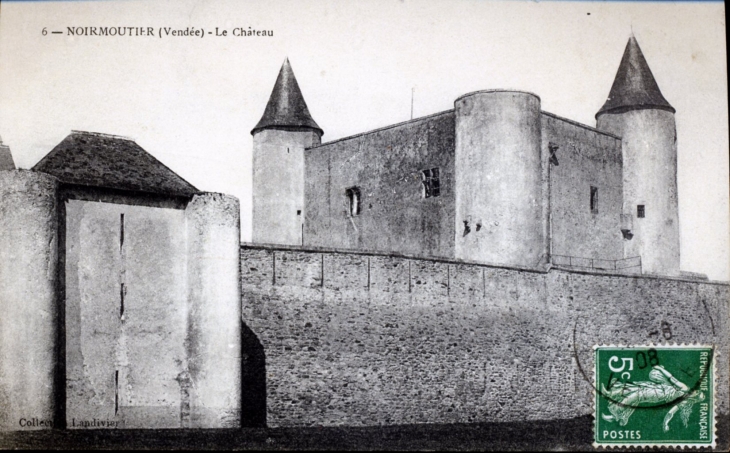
[590,186,598,214]
[421,168,440,198]
[637,205,645,218]
[346,187,361,216]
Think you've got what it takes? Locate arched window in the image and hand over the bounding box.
[346,187,361,216]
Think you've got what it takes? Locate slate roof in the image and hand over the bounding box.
[251,58,323,136]
[596,36,675,117]
[32,131,199,197]
[0,137,14,170]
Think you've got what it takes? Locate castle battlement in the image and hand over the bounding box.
[239,244,728,427]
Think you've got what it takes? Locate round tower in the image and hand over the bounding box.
[596,36,679,276]
[454,90,546,268]
[251,58,323,246]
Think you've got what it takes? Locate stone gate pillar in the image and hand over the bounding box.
[0,170,60,431]
[185,192,241,428]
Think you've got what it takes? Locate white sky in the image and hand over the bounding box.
[0,0,727,280]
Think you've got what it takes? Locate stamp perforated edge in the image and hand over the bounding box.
[591,343,718,450]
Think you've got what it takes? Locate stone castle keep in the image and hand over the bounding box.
[0,36,727,431]
[254,36,680,277]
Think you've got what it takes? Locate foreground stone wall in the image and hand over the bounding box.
[240,244,729,427]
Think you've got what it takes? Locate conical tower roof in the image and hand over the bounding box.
[596,36,675,117]
[251,58,323,136]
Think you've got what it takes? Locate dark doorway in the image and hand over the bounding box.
[241,322,266,427]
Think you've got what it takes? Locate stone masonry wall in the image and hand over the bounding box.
[240,244,729,428]
[304,111,455,259]
[542,112,625,263]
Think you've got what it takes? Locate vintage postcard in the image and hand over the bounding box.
[0,0,727,450]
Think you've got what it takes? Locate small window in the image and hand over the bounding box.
[637,205,645,218]
[346,187,361,216]
[590,186,598,214]
[421,168,440,198]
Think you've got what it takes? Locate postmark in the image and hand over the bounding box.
[593,345,715,448]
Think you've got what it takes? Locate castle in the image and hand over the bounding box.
[252,36,679,277]
[0,36,727,434]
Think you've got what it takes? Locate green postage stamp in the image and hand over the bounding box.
[594,345,715,448]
